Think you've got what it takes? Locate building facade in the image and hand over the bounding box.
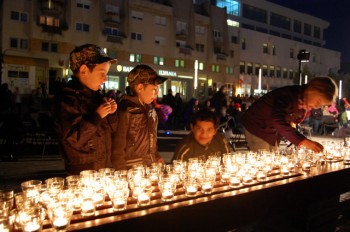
[0,0,340,102]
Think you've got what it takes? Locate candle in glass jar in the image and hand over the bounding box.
[242,175,253,185]
[256,171,267,181]
[52,217,69,230]
[201,182,213,194]
[24,222,41,232]
[81,199,95,217]
[302,162,311,171]
[229,176,241,187]
[280,165,289,176]
[161,190,174,201]
[137,193,150,206]
[112,198,127,211]
[185,185,197,197]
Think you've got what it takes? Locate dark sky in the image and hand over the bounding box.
[266,0,350,62]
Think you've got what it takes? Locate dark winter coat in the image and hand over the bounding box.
[111,95,161,170]
[53,77,117,174]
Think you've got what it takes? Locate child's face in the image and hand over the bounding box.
[138,84,158,104]
[191,120,217,145]
[79,62,111,91]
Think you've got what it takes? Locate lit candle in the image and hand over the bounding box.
[221,172,230,183]
[256,171,267,182]
[302,162,311,171]
[229,176,241,187]
[280,165,289,176]
[242,175,253,185]
[92,192,104,207]
[112,198,127,211]
[24,222,41,232]
[201,182,213,194]
[81,199,95,217]
[161,190,174,201]
[344,156,350,165]
[185,185,197,197]
[52,217,69,230]
[0,224,9,232]
[137,193,150,206]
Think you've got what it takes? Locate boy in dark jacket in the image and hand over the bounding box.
[172,109,231,161]
[111,65,167,170]
[54,44,118,174]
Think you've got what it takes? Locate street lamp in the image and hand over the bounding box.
[297,49,310,85]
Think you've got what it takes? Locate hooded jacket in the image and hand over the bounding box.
[111,95,161,170]
[53,77,117,174]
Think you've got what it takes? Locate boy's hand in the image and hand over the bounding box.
[96,101,112,118]
[107,98,117,114]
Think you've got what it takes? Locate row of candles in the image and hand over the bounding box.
[1,141,349,231]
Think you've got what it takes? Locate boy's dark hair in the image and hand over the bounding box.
[191,109,220,128]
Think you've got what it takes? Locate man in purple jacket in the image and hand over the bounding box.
[241,77,337,153]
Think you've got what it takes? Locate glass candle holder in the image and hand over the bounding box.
[137,189,151,207]
[21,180,42,204]
[45,177,65,195]
[65,175,81,190]
[111,188,129,211]
[49,203,72,231]
[80,198,95,217]
[17,207,45,232]
[229,175,241,188]
[183,179,198,197]
[159,176,176,202]
[199,177,215,194]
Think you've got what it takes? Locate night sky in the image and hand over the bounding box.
[266,0,350,63]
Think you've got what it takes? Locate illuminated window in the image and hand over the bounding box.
[212,65,220,73]
[227,19,239,27]
[130,53,142,62]
[154,56,165,66]
[263,43,269,54]
[216,0,240,16]
[175,59,185,68]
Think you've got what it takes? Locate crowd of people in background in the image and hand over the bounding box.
[1,66,350,161]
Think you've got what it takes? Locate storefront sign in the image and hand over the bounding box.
[117,65,134,73]
[159,70,177,77]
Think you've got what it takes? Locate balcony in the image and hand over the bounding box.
[216,53,227,61]
[39,0,65,17]
[39,18,68,34]
[179,46,192,55]
[103,12,121,27]
[106,35,123,44]
[176,29,188,39]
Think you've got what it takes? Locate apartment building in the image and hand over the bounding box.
[216,0,340,95]
[0,0,340,101]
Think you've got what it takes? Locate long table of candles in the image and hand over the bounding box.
[2,143,350,231]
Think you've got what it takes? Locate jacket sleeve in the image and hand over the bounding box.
[111,110,129,170]
[54,93,103,151]
[171,137,191,162]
